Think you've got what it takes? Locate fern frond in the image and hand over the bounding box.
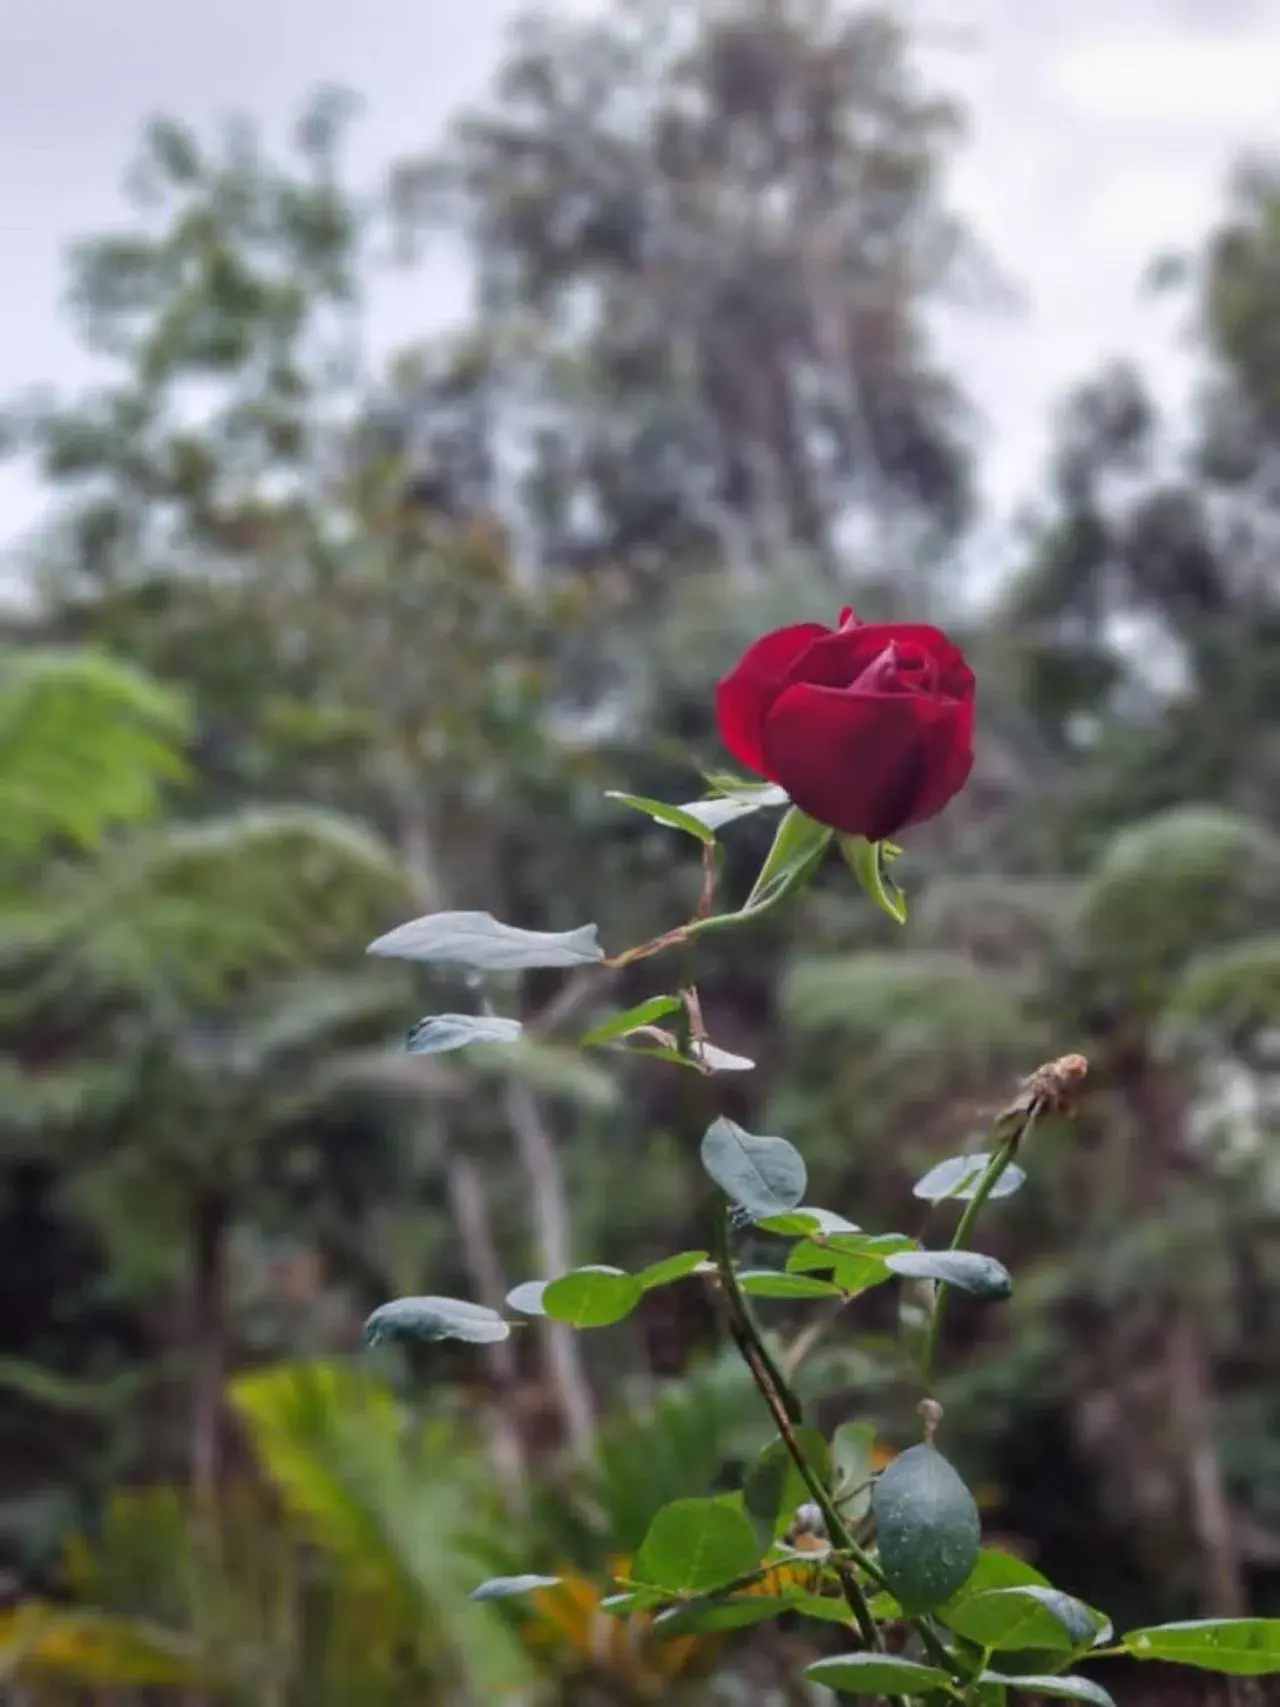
[0,647,188,859]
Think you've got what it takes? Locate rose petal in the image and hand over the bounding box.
[715,622,831,776]
[795,623,973,695]
[762,684,972,841]
[901,697,975,825]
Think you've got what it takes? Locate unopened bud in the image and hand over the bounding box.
[791,1502,827,1539]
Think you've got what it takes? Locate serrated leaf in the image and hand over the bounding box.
[505,1280,549,1315]
[605,791,718,844]
[369,910,603,970]
[363,1295,510,1347]
[757,1207,861,1237]
[406,1013,522,1054]
[470,1574,561,1601]
[1122,1619,1280,1675]
[805,1652,954,1695]
[737,1269,843,1299]
[914,1152,1027,1204]
[678,784,789,832]
[701,1117,806,1218]
[580,996,682,1047]
[980,1675,1114,1706]
[944,1588,1102,1652]
[744,808,834,911]
[886,1249,1013,1300]
[638,1251,708,1290]
[541,1266,644,1328]
[633,1498,761,1594]
[840,834,908,924]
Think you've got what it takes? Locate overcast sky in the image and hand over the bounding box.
[2,0,1278,563]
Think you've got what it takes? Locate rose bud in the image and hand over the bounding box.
[715,607,975,842]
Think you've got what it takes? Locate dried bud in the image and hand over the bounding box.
[1023,1053,1089,1118]
[918,1397,944,1444]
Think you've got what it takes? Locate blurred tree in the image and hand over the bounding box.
[392,0,988,595]
[993,162,1280,866]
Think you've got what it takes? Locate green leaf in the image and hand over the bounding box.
[744,1429,831,1535]
[795,1594,859,1625]
[368,911,603,970]
[789,1232,914,1294]
[872,1443,981,1613]
[605,791,718,844]
[406,1013,523,1053]
[633,1498,761,1594]
[738,1269,843,1299]
[541,1266,644,1328]
[580,996,683,1047]
[703,772,791,803]
[944,1588,1102,1653]
[757,1207,861,1237]
[914,1152,1027,1204]
[680,797,790,836]
[886,1249,1013,1300]
[946,1549,1052,1603]
[638,1251,709,1290]
[832,1422,877,1520]
[744,808,834,911]
[653,1595,799,1635]
[363,1296,510,1347]
[700,1117,807,1218]
[505,1281,548,1315]
[805,1653,954,1695]
[839,834,908,924]
[470,1574,561,1601]
[980,1675,1114,1706]
[598,1589,665,1615]
[0,646,190,857]
[1122,1619,1280,1675]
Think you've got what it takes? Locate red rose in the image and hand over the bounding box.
[715,607,975,842]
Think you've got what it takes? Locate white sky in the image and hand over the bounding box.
[1,0,1278,567]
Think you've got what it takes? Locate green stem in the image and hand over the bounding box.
[603,861,812,969]
[920,1111,1039,1391]
[712,1202,966,1684]
[711,1201,881,1649]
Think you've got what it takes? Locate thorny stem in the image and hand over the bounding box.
[711,1203,966,1684]
[711,1199,882,1649]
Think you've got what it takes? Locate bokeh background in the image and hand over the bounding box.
[2,1,1280,1701]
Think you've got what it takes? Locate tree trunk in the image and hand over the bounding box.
[444,1147,528,1506]
[1166,1308,1247,1618]
[190,1189,229,1509]
[396,803,595,1460]
[500,1075,597,1459]
[1116,1037,1247,1620]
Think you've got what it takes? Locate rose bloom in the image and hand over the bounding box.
[715,607,975,842]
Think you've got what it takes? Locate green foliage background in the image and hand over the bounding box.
[3,4,1280,1700]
